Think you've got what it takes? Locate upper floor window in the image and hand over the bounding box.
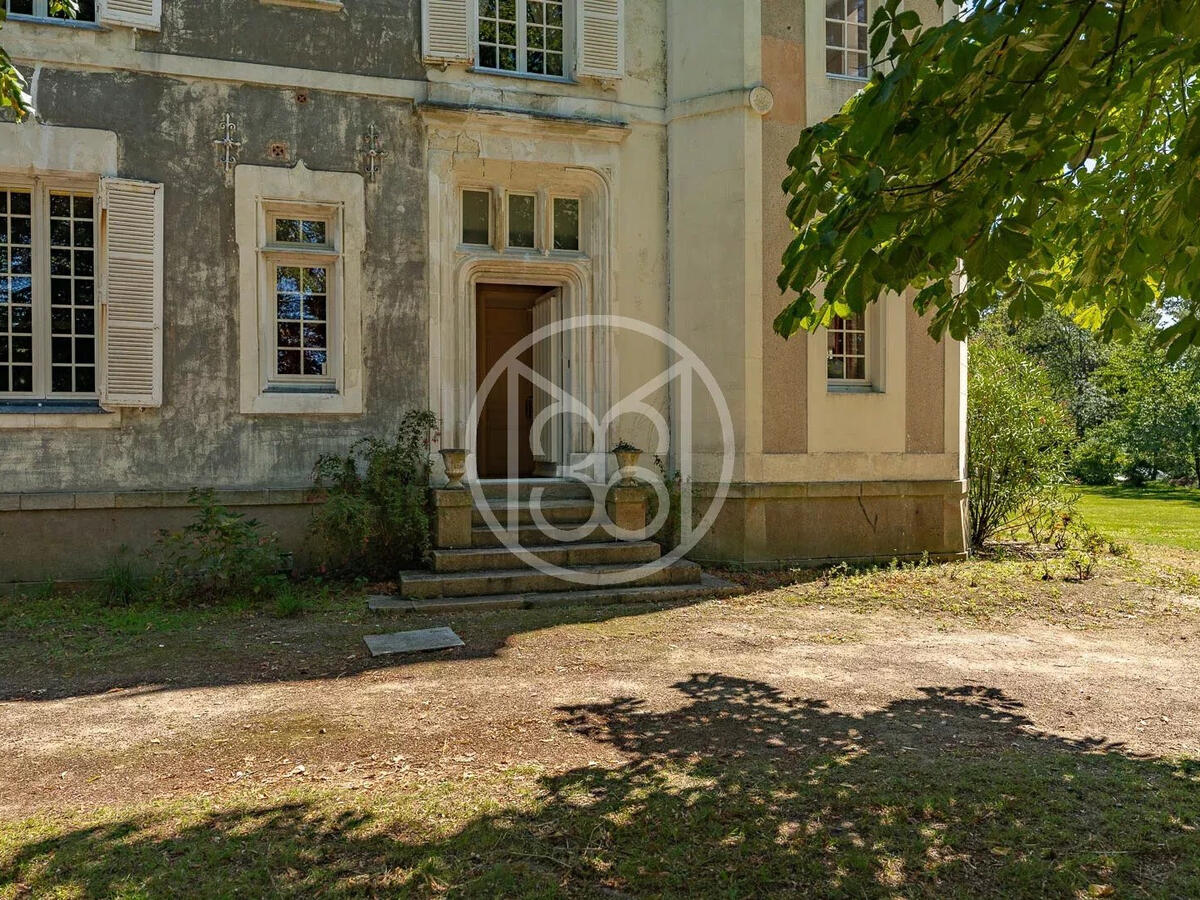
[5,0,97,22]
[0,182,99,399]
[477,0,567,78]
[826,0,868,79]
[827,313,868,385]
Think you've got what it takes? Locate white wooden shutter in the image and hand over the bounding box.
[576,0,624,80]
[423,0,473,65]
[100,0,162,31]
[100,178,164,409]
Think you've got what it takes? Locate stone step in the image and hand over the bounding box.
[471,499,595,528]
[471,522,612,548]
[474,479,595,502]
[372,574,740,613]
[397,560,704,600]
[431,540,661,574]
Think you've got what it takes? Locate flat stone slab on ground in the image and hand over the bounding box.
[364,627,465,657]
[368,594,414,611]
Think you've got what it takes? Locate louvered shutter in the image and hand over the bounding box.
[100,0,162,30]
[576,0,624,80]
[100,178,164,409]
[423,0,472,65]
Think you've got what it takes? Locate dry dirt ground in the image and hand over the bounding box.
[1,549,1199,896]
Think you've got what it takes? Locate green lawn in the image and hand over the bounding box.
[1077,484,1200,551]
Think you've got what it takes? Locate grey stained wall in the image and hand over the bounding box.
[138,0,425,81]
[1,64,429,494]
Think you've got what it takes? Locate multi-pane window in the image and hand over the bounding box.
[48,192,97,394]
[827,313,868,383]
[553,198,580,251]
[477,0,566,78]
[826,0,869,79]
[0,184,98,399]
[274,264,329,379]
[0,189,34,395]
[263,208,338,388]
[5,0,97,22]
[459,189,583,253]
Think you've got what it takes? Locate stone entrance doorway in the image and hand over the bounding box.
[474,283,559,478]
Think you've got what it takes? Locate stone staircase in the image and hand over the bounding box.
[372,479,736,613]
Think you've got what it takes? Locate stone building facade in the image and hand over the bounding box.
[0,0,966,585]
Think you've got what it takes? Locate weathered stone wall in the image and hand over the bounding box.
[1,69,428,496]
[137,0,425,80]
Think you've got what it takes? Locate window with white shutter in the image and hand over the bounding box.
[0,177,105,402]
[100,177,163,409]
[99,0,162,31]
[424,0,473,65]
[576,0,623,80]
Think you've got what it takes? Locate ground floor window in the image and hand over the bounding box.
[261,204,339,390]
[0,181,97,399]
[234,164,364,416]
[827,312,868,384]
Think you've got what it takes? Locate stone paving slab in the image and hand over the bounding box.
[368,595,415,611]
[364,627,465,657]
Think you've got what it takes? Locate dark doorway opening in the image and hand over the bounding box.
[475,283,556,478]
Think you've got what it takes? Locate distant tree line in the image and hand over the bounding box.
[979,307,1200,488]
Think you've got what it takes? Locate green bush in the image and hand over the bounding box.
[150,489,287,604]
[310,410,439,577]
[1070,424,1125,486]
[968,338,1073,547]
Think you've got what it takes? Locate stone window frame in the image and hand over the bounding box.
[235,163,364,416]
[0,173,101,403]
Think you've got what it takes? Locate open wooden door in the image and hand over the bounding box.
[531,288,563,475]
[476,284,546,478]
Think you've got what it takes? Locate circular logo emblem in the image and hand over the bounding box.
[466,315,735,586]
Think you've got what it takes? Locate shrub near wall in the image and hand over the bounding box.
[310,410,439,578]
[968,339,1073,547]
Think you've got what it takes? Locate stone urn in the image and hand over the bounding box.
[440,448,469,489]
[612,443,642,486]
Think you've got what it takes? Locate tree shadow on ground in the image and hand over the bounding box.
[5,675,1198,897]
[0,596,716,701]
[1086,483,1200,506]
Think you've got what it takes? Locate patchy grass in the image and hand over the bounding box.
[3,681,1199,898]
[4,490,1200,897]
[718,549,1196,629]
[1077,484,1200,551]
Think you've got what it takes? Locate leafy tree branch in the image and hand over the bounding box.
[776,0,1200,359]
